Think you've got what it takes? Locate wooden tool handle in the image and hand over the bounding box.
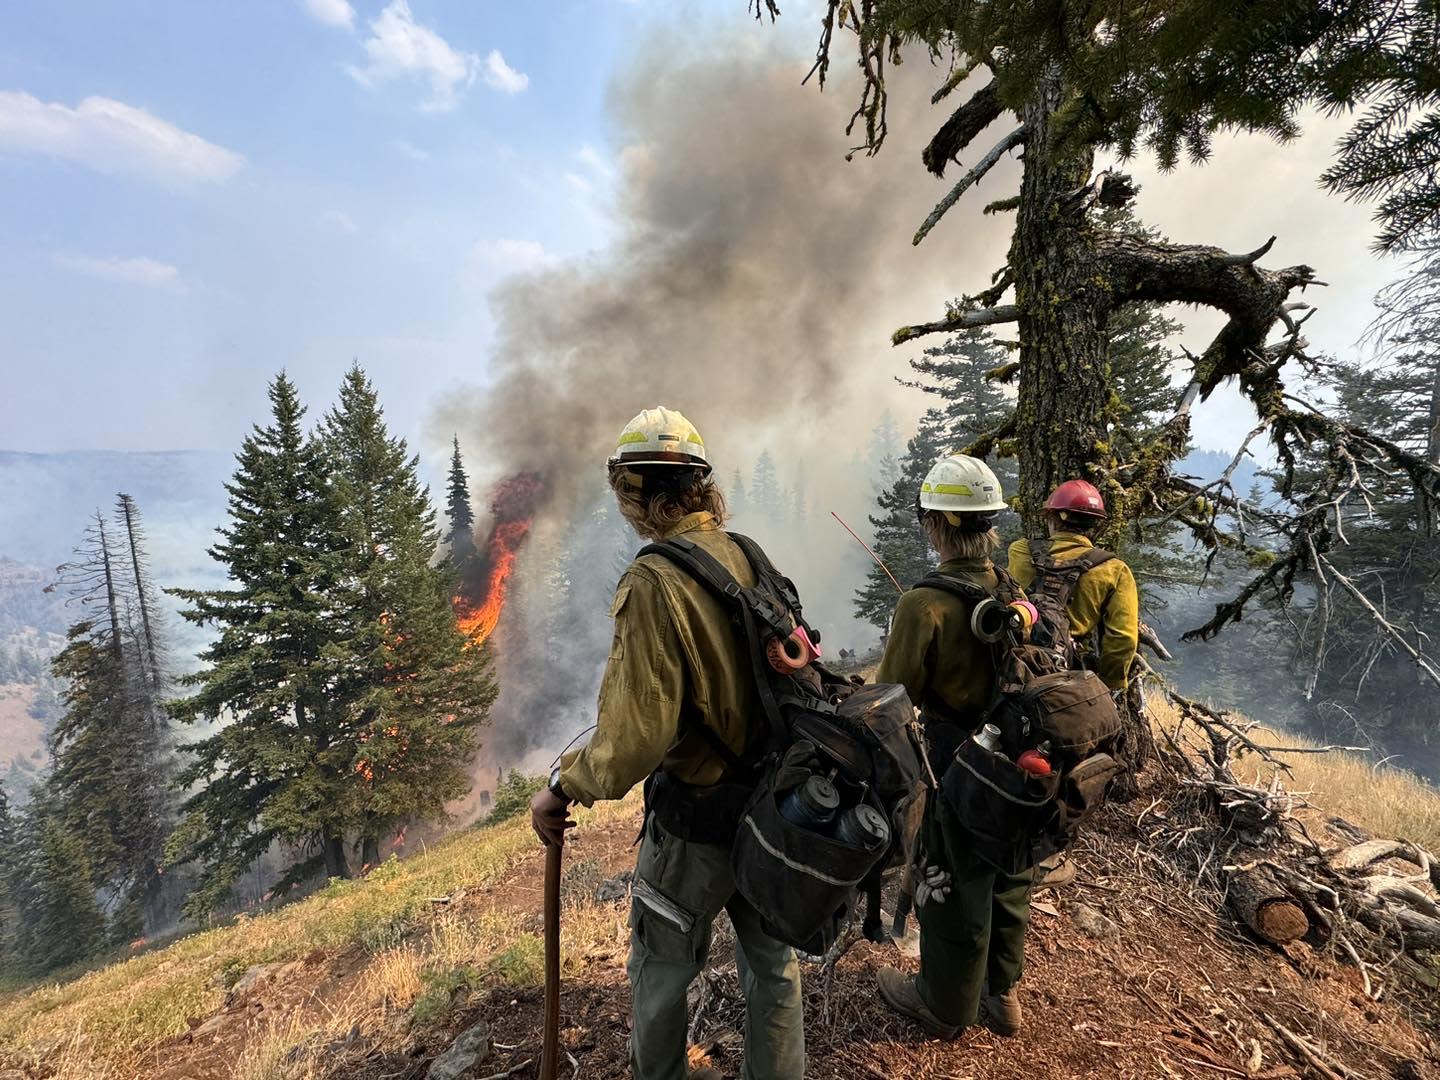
[540,841,563,1080]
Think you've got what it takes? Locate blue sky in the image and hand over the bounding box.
[0,0,708,461]
[0,0,1409,478]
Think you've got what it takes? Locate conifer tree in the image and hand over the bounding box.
[0,783,14,967]
[446,435,477,567]
[866,411,904,493]
[321,366,497,868]
[1277,241,1440,744]
[728,467,748,520]
[747,3,1440,659]
[169,373,355,912]
[751,450,782,519]
[43,507,172,940]
[6,807,107,975]
[900,327,1016,500]
[854,411,946,631]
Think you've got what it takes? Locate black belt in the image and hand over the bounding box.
[644,769,753,847]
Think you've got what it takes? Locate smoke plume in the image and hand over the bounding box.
[436,32,1013,773]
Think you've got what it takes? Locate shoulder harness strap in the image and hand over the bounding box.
[637,535,793,753]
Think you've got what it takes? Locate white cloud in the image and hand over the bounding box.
[347,0,478,112]
[0,91,244,183]
[52,253,181,288]
[391,138,431,161]
[470,238,556,274]
[320,209,358,233]
[482,50,529,95]
[563,171,592,194]
[575,143,613,180]
[301,0,355,30]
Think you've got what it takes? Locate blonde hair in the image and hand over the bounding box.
[610,468,728,540]
[923,512,999,562]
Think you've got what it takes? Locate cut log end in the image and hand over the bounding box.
[1252,898,1310,944]
[1229,864,1310,945]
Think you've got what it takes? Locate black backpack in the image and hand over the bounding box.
[640,532,928,954]
[1025,539,1117,669]
[912,568,1122,872]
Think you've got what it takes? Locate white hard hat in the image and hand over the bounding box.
[919,454,1007,520]
[608,406,711,473]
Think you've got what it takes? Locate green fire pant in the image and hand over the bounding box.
[915,820,1035,1029]
[626,815,805,1080]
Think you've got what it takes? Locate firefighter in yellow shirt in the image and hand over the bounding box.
[530,407,803,1080]
[1006,480,1139,691]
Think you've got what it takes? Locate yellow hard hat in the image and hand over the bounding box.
[608,406,711,473]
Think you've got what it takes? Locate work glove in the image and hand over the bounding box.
[914,864,953,908]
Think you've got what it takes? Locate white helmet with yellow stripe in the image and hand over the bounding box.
[608,406,711,474]
[919,453,1007,523]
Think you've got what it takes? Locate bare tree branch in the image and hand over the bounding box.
[892,304,1021,346]
[913,126,1028,245]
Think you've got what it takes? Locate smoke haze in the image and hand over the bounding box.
[435,32,1016,772]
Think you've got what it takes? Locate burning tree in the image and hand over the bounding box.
[455,472,547,645]
[749,0,1440,680]
[322,366,498,869]
[171,371,498,913]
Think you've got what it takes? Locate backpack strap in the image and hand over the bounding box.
[1029,541,1115,608]
[912,573,988,605]
[912,568,1016,606]
[637,535,792,754]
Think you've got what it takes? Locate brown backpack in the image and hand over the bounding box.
[1026,540,1116,669]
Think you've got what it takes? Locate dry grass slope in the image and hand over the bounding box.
[2,703,1437,1078]
[1150,698,1440,852]
[0,795,640,1078]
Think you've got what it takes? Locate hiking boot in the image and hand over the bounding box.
[983,985,1023,1036]
[687,1070,723,1080]
[1035,853,1077,888]
[876,966,961,1039]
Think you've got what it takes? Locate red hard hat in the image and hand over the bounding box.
[1045,479,1107,519]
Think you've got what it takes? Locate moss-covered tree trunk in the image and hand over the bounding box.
[1012,73,1110,534]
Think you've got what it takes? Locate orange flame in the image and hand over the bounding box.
[456,516,533,643]
[453,473,545,646]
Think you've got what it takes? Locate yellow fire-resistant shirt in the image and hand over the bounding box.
[558,512,760,807]
[875,557,1003,729]
[1006,533,1139,690]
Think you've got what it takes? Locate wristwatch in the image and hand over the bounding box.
[548,766,571,804]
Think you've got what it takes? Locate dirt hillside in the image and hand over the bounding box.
[2,723,1438,1080]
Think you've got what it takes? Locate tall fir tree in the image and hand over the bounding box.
[854,410,947,632]
[741,2,1440,639]
[169,373,356,913]
[321,366,497,867]
[866,411,904,494]
[728,467,748,520]
[446,435,478,567]
[1275,242,1440,745]
[0,783,14,968]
